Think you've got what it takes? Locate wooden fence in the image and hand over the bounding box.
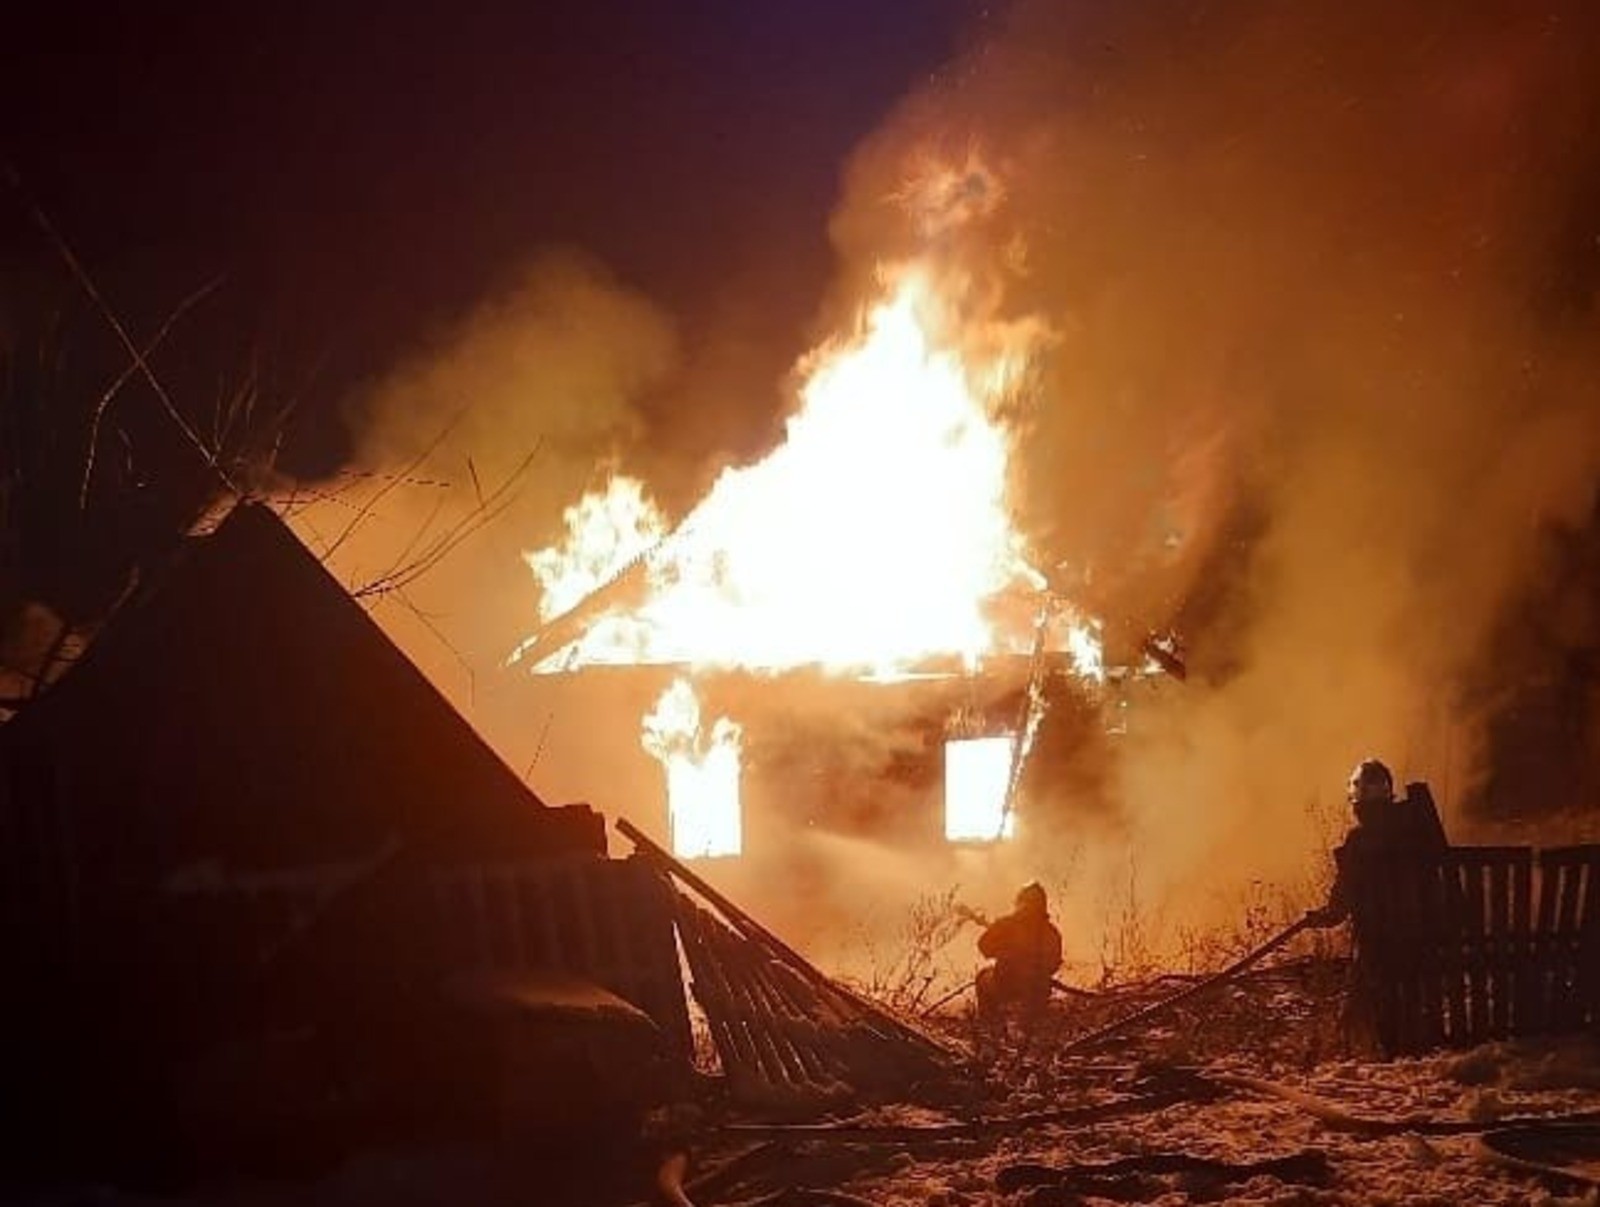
[158,852,693,1060]
[428,854,691,1056]
[1359,844,1600,1054]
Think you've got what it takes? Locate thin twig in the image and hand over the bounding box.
[3,160,235,495]
[383,586,476,701]
[365,487,451,590]
[354,443,539,598]
[279,485,371,517]
[291,512,335,560]
[365,487,516,594]
[523,710,556,781]
[327,467,452,489]
[80,276,222,508]
[323,408,467,561]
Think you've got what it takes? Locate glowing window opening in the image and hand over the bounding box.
[944,735,1016,842]
[665,742,742,859]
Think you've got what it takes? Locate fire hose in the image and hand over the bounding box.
[921,974,1100,1017]
[1054,914,1313,1056]
[921,915,1312,1048]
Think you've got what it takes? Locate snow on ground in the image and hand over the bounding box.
[688,965,1600,1206]
[19,965,1600,1205]
[769,1043,1600,1206]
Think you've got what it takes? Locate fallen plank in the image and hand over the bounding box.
[719,1083,1221,1143]
[1222,1074,1600,1136]
[995,1148,1332,1195]
[1477,1123,1600,1191]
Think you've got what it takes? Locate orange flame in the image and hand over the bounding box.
[641,678,742,859]
[524,477,665,623]
[520,264,1086,673]
[520,259,1105,854]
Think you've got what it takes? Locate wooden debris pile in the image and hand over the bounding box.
[617,820,960,1114]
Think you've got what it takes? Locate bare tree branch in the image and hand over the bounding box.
[367,486,450,587]
[381,585,477,705]
[80,276,223,508]
[352,441,540,599]
[3,160,236,496]
[523,710,555,781]
[323,408,467,562]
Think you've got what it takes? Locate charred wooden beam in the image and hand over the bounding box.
[510,549,656,669]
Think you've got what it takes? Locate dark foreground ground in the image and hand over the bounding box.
[16,961,1600,1206]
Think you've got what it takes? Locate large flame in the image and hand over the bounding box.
[524,477,665,623]
[520,261,1102,856]
[641,678,742,859]
[519,265,1077,673]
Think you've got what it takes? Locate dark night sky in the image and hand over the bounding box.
[2,1,980,472]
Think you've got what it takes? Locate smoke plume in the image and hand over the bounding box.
[823,0,1600,927]
[293,253,678,755]
[325,1,1600,961]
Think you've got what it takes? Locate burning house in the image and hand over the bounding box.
[507,267,1175,866]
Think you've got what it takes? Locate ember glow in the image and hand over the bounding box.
[518,259,1105,855]
[1067,618,1106,683]
[944,736,1017,841]
[641,679,742,859]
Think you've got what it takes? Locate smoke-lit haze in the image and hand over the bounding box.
[309,0,1600,963]
[296,253,673,685]
[816,0,1600,923]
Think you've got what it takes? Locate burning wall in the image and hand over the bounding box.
[297,0,1600,963]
